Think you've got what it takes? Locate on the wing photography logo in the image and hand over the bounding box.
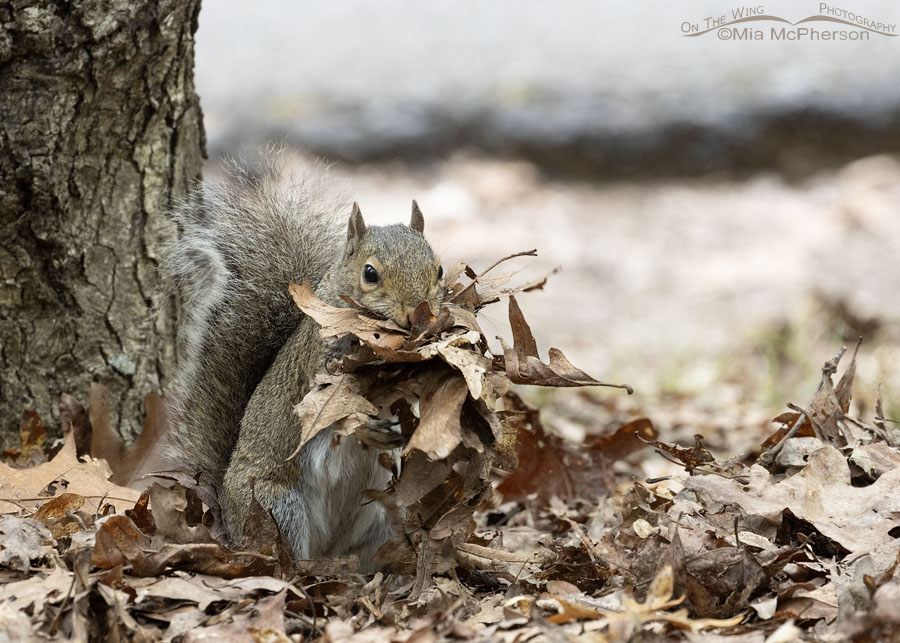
[681,3,896,40]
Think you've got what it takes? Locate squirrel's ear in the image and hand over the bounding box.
[347,202,366,254]
[410,200,425,233]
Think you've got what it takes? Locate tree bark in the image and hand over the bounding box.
[0,1,205,446]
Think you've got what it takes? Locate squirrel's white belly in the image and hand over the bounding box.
[274,430,394,570]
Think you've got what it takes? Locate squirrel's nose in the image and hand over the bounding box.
[405,311,415,328]
[395,305,414,329]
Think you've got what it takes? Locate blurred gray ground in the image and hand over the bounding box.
[197,0,900,177]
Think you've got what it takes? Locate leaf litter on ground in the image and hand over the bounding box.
[1,250,898,641]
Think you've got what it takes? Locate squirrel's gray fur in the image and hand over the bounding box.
[165,156,444,570]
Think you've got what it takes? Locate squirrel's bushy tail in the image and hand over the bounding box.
[165,156,347,486]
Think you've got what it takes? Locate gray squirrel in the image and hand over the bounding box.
[165,159,445,569]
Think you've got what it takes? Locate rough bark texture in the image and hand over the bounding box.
[0,1,205,447]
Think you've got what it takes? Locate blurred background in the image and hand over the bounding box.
[194,0,900,440]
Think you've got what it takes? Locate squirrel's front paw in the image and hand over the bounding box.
[357,418,405,450]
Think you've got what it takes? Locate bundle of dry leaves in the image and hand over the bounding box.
[1,254,899,642]
[286,251,631,595]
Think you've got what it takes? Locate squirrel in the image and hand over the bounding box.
[165,158,445,570]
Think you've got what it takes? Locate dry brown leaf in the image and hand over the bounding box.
[2,409,47,466]
[807,367,848,446]
[31,492,85,521]
[403,372,468,459]
[59,393,91,459]
[183,589,288,642]
[849,442,900,478]
[586,417,658,460]
[543,581,616,624]
[125,488,156,535]
[775,436,825,468]
[546,599,605,624]
[681,543,767,618]
[129,576,244,612]
[500,296,631,391]
[92,513,276,578]
[88,383,171,487]
[391,451,453,508]
[834,338,860,414]
[495,411,587,503]
[761,411,816,449]
[31,492,86,539]
[127,574,299,624]
[239,482,295,576]
[685,444,900,556]
[147,483,214,545]
[292,373,378,454]
[798,343,860,448]
[426,336,491,399]
[455,542,540,577]
[289,280,405,345]
[0,435,140,515]
[408,300,453,340]
[607,565,744,638]
[779,582,839,623]
[497,413,653,504]
[0,565,72,618]
[0,516,57,571]
[92,514,147,570]
[638,433,715,473]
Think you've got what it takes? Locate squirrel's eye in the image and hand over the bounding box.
[363,264,379,284]
[437,265,444,280]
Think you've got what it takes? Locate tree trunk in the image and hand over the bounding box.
[0,1,205,447]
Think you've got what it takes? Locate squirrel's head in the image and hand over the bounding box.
[334,201,444,328]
